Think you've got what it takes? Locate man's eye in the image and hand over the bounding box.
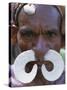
[21,31,34,39]
[45,31,56,37]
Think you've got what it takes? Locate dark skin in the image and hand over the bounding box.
[11,5,64,86]
[17,5,62,52]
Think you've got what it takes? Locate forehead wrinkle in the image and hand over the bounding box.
[18,14,59,32]
[18,4,61,31]
[18,11,40,28]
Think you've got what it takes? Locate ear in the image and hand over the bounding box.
[10,24,18,45]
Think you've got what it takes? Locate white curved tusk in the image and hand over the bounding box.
[13,50,37,83]
[41,49,64,81]
[23,4,36,15]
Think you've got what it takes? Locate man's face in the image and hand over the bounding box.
[17,5,62,57]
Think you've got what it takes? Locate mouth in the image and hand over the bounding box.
[25,61,54,73]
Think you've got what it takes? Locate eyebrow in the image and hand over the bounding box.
[43,27,60,33]
[19,25,60,35]
[19,26,33,32]
[19,26,36,36]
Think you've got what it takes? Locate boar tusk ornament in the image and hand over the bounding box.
[13,50,37,83]
[41,50,64,81]
[13,49,64,83]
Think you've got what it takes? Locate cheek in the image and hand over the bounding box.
[20,41,32,51]
[51,38,61,52]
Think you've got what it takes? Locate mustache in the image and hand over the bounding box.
[13,49,64,84]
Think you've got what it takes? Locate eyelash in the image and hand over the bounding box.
[21,30,35,39]
[44,31,57,37]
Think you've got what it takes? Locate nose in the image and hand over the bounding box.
[33,35,49,61]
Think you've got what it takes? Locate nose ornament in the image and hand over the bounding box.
[13,49,64,83]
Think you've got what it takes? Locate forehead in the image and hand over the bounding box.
[18,4,61,30]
